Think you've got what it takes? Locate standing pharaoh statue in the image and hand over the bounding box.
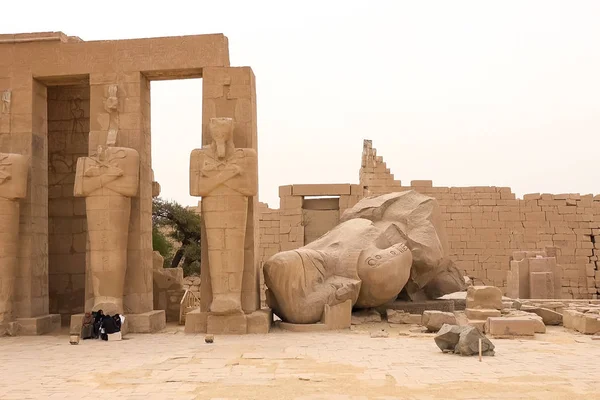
[74,144,139,315]
[0,153,28,325]
[190,117,257,315]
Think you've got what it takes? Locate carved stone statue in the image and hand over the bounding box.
[0,153,28,324]
[190,117,257,315]
[74,144,139,315]
[264,191,466,325]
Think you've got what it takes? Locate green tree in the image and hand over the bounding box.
[152,226,173,267]
[152,198,201,275]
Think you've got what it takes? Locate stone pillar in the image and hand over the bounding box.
[201,67,260,313]
[82,72,163,332]
[0,153,28,328]
[184,67,271,334]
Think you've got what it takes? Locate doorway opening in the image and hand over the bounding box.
[46,82,90,325]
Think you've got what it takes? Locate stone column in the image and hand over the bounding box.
[0,153,28,328]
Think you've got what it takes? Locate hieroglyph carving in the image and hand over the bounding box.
[0,153,28,324]
[190,117,257,315]
[1,91,10,114]
[104,85,118,146]
[74,144,139,315]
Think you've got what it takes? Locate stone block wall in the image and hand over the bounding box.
[256,139,600,300]
[358,140,600,299]
[47,85,89,324]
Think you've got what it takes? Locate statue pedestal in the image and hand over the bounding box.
[185,308,272,335]
[16,314,61,335]
[70,310,165,335]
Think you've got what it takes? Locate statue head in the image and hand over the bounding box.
[208,117,234,160]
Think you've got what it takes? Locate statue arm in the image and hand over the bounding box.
[190,151,242,196]
[223,150,258,197]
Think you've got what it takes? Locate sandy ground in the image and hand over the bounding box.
[0,322,599,400]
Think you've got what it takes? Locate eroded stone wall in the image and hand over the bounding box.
[257,139,600,300]
[47,85,89,323]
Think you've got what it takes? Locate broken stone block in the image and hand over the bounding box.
[455,326,495,356]
[69,335,80,345]
[434,324,495,356]
[370,329,389,338]
[503,312,546,333]
[351,309,382,325]
[485,317,536,337]
[387,309,421,324]
[422,310,457,332]
[580,314,600,335]
[465,308,501,320]
[466,286,503,310]
[434,324,463,351]
[205,334,214,343]
[520,305,563,325]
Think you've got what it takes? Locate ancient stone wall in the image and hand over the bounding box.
[47,85,89,324]
[358,140,600,299]
[256,139,600,300]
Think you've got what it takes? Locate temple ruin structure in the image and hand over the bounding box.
[0,31,259,334]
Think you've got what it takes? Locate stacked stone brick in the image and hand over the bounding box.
[359,139,401,195]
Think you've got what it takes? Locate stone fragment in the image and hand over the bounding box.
[455,326,495,356]
[465,308,501,320]
[485,317,536,337]
[69,335,80,345]
[434,324,463,351]
[466,286,503,310]
[520,305,563,325]
[422,310,457,332]
[205,334,214,343]
[504,311,546,333]
[387,309,421,324]
[370,329,389,338]
[351,309,382,325]
[434,324,495,356]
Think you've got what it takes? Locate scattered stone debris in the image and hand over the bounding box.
[370,329,389,338]
[422,310,456,332]
[520,305,563,326]
[387,309,421,324]
[434,324,495,356]
[205,334,214,344]
[351,309,382,325]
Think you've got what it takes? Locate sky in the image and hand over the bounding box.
[3,1,599,208]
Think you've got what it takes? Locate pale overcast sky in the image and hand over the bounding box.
[3,1,599,208]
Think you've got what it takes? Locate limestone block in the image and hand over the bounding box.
[247,309,272,334]
[520,306,563,325]
[466,286,503,310]
[207,313,247,335]
[184,309,208,333]
[351,309,382,325]
[278,321,329,332]
[485,317,536,337]
[322,300,352,330]
[16,315,61,335]
[465,308,501,320]
[467,319,486,333]
[127,310,166,333]
[0,153,28,200]
[387,310,422,324]
[421,311,457,332]
[529,271,554,299]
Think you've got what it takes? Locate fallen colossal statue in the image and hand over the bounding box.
[263,191,466,324]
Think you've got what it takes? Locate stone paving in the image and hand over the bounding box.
[0,323,599,400]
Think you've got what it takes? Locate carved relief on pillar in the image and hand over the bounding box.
[190,117,258,315]
[74,143,139,315]
[104,85,119,146]
[1,91,10,114]
[0,153,28,324]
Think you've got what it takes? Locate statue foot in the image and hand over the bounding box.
[210,295,242,315]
